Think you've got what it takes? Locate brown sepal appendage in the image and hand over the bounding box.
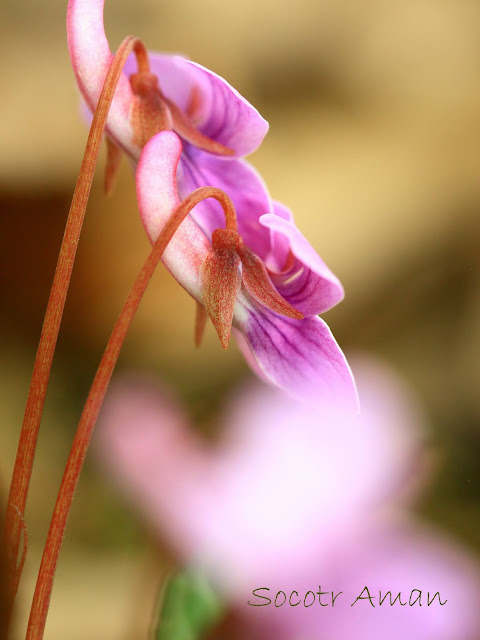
[201,247,242,350]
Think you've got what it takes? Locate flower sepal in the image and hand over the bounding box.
[200,230,242,350]
[128,67,235,155]
[238,245,303,320]
[200,228,303,350]
[130,71,173,147]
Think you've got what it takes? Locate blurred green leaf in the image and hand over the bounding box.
[153,569,223,640]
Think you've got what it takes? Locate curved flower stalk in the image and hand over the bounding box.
[67,0,270,225]
[96,360,480,640]
[137,131,356,405]
[24,183,242,640]
[2,35,153,629]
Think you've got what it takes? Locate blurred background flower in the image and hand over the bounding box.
[0,0,479,637]
[207,521,480,640]
[95,359,480,639]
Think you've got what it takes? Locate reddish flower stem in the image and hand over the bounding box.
[2,35,149,626]
[25,187,235,640]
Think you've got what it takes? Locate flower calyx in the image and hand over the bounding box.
[104,40,235,195]
[129,62,234,155]
[200,228,304,350]
[130,72,173,147]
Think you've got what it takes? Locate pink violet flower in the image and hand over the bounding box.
[96,360,480,640]
[137,131,356,404]
[67,0,271,223]
[68,0,355,402]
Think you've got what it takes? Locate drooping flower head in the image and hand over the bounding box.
[137,131,356,405]
[68,0,356,404]
[67,0,270,207]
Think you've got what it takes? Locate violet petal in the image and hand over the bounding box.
[260,204,345,315]
[234,306,357,409]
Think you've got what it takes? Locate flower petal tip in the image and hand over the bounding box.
[235,311,358,411]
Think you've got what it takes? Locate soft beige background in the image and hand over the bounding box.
[1,0,479,638]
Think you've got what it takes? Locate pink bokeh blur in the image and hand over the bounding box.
[96,357,480,639]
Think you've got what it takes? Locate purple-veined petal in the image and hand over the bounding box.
[178,147,272,258]
[67,0,138,155]
[183,59,268,156]
[233,304,358,409]
[260,203,345,315]
[136,131,209,301]
[262,201,293,271]
[124,54,268,157]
